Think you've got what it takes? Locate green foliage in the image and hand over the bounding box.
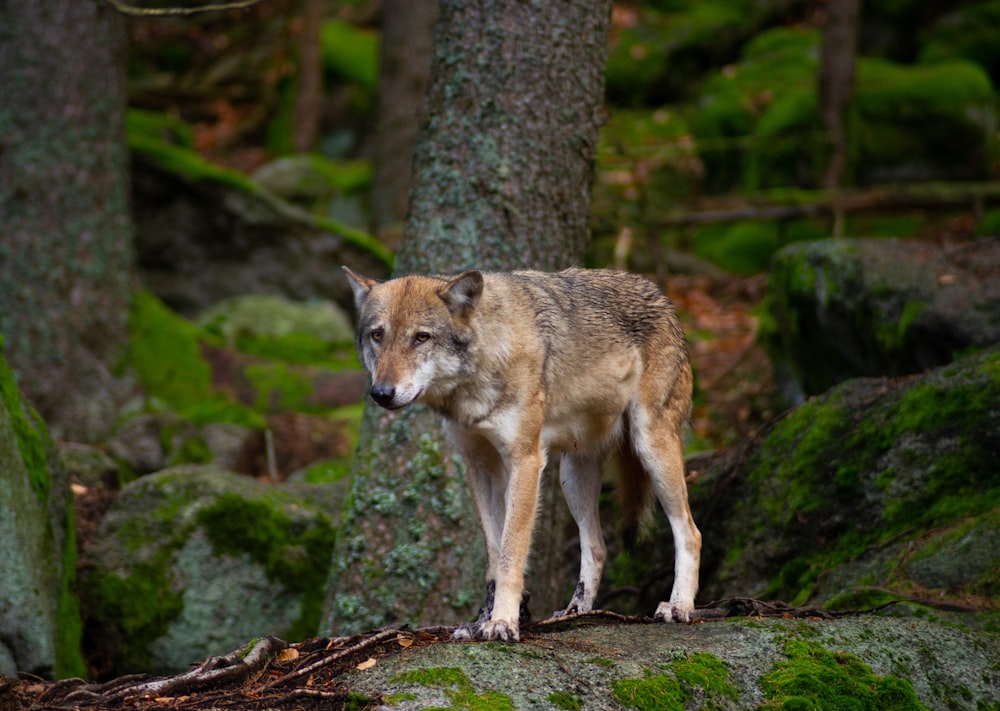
[919,1,1000,86]
[605,0,757,106]
[693,220,780,274]
[761,639,928,710]
[321,20,379,90]
[977,208,1000,236]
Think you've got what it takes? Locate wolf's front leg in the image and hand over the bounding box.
[478,444,546,641]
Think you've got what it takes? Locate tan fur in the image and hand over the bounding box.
[344,266,702,641]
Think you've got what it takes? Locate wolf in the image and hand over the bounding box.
[343,266,701,641]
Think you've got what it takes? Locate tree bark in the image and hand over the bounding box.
[322,0,611,635]
[819,0,861,192]
[0,0,135,442]
[293,0,324,153]
[369,0,438,248]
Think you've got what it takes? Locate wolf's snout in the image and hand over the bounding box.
[370,382,396,408]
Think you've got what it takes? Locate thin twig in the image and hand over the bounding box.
[103,0,264,16]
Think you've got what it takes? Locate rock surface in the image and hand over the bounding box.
[0,348,84,679]
[767,237,1000,401]
[344,617,998,710]
[80,465,340,677]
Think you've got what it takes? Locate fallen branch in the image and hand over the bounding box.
[264,628,400,690]
[59,636,286,706]
[651,181,1000,228]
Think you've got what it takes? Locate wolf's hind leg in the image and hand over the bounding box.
[631,404,701,623]
[551,452,606,617]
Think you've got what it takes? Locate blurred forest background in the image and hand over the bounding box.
[1,0,998,684]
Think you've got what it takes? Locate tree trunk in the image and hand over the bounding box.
[293,0,324,153]
[369,0,438,248]
[322,0,611,635]
[819,0,861,192]
[0,0,134,443]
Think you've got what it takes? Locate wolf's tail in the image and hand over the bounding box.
[617,416,656,550]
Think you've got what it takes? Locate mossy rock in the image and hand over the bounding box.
[689,27,997,192]
[919,1,1000,88]
[765,237,1000,400]
[0,347,85,679]
[689,346,1000,615]
[343,618,998,710]
[197,293,355,354]
[80,465,340,676]
[605,1,750,106]
[852,58,997,184]
[251,154,372,207]
[130,290,365,427]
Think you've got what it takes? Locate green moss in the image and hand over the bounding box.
[693,220,781,274]
[385,692,419,703]
[321,20,379,91]
[391,667,515,710]
[738,348,1000,603]
[55,499,86,679]
[612,671,688,710]
[612,653,736,710]
[126,108,195,149]
[0,349,51,504]
[588,656,617,668]
[87,562,185,674]
[129,291,215,411]
[547,690,583,710]
[129,131,392,268]
[196,492,337,640]
[761,639,928,710]
[671,652,739,708]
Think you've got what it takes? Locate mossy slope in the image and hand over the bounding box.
[694,345,999,616]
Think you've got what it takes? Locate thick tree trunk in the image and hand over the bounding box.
[369,0,438,247]
[0,0,134,442]
[322,0,611,635]
[819,0,861,192]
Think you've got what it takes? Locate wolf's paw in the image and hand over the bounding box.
[654,601,694,623]
[478,619,520,642]
[451,623,477,641]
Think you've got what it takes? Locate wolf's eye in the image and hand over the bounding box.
[413,332,431,345]
[370,328,384,343]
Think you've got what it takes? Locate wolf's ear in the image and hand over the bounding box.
[342,266,378,310]
[439,271,483,315]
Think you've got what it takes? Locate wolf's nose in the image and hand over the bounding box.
[370,383,396,407]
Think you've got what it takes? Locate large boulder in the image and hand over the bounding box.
[767,237,1000,401]
[0,343,84,678]
[79,465,342,678]
[693,345,999,612]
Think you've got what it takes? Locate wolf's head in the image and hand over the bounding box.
[342,267,482,410]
